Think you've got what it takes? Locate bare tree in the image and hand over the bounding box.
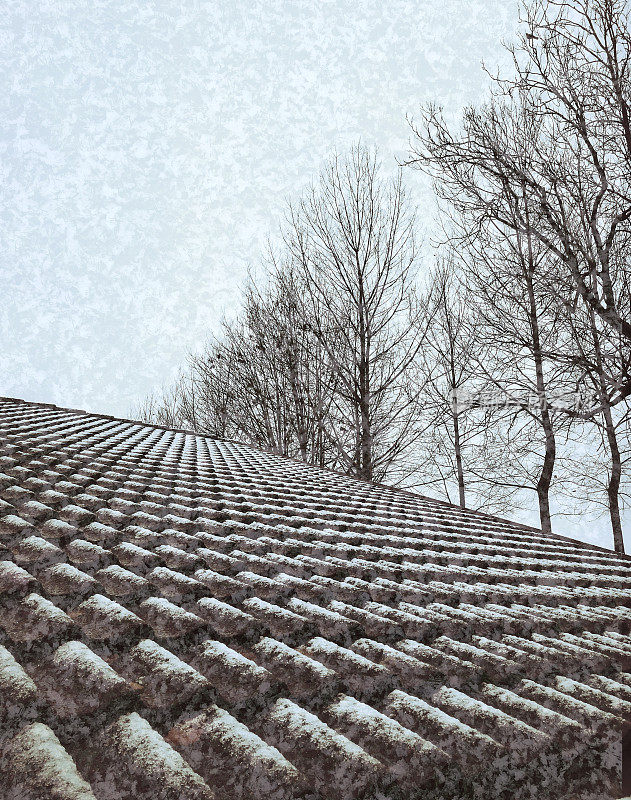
[407,0,631,411]
[406,0,631,547]
[461,202,578,533]
[183,345,236,437]
[560,266,630,552]
[286,145,427,483]
[414,257,492,508]
[134,379,189,430]
[235,266,339,465]
[139,260,341,466]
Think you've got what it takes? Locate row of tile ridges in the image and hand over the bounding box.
[1,441,628,580]
[1,398,630,799]
[0,399,573,539]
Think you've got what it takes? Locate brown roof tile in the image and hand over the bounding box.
[167,706,301,800]
[0,397,630,799]
[2,722,97,800]
[34,640,133,718]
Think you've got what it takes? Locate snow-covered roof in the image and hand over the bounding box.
[0,395,629,799]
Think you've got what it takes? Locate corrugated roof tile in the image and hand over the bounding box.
[82,712,213,800]
[258,698,384,799]
[126,639,208,708]
[195,639,271,704]
[2,722,97,800]
[139,596,203,638]
[2,592,75,642]
[167,706,301,800]
[0,397,629,800]
[34,640,133,718]
[72,594,145,641]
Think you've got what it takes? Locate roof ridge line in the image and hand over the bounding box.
[0,395,207,438]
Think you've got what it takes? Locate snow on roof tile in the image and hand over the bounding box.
[71,594,145,641]
[167,706,301,800]
[195,639,272,704]
[0,645,38,716]
[82,712,213,800]
[2,592,76,643]
[34,640,133,719]
[126,639,208,709]
[0,396,629,799]
[257,698,384,799]
[2,722,97,800]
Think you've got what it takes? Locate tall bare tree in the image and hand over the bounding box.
[406,0,631,548]
[560,265,630,552]
[138,260,341,465]
[238,265,338,465]
[135,380,188,430]
[286,146,427,483]
[407,0,631,411]
[460,204,577,533]
[414,257,491,508]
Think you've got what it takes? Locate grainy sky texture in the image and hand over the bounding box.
[2,0,626,549]
[1,0,519,413]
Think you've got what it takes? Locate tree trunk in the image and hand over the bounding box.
[454,414,466,508]
[288,362,309,462]
[536,424,555,536]
[357,276,372,482]
[359,392,372,481]
[586,301,626,554]
[523,234,555,536]
[451,391,466,508]
[602,403,625,554]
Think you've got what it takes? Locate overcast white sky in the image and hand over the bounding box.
[1,0,628,550]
